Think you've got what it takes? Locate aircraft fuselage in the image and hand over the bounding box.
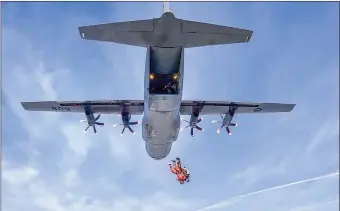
[142,46,184,160]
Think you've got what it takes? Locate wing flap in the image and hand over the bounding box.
[180,101,295,115]
[21,100,145,115]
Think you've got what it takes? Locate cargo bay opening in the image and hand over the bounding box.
[149,47,181,95]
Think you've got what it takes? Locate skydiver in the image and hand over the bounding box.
[174,158,190,183]
[168,162,186,184]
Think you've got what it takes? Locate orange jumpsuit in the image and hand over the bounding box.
[175,161,182,173]
[169,164,185,184]
[177,172,186,182]
[169,164,178,174]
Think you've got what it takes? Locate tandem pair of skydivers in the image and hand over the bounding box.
[168,157,190,184]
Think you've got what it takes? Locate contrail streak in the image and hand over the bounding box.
[289,199,339,211]
[196,172,339,211]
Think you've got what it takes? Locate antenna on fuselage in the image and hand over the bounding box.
[163,0,171,13]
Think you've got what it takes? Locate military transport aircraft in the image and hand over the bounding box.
[21,3,295,160]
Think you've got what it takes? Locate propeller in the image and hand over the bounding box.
[113,120,139,136]
[80,114,104,134]
[180,117,204,137]
[212,114,238,135]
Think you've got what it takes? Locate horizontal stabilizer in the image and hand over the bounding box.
[180,20,252,48]
[78,19,155,47]
[78,12,253,48]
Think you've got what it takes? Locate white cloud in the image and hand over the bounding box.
[2,165,39,186]
[61,124,93,159]
[64,168,79,188]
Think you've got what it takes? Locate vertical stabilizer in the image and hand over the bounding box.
[163,1,170,13]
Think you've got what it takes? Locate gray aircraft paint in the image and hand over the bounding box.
[20,3,296,160]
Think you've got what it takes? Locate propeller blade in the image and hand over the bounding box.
[195,126,203,131]
[95,114,101,121]
[226,127,231,135]
[85,125,90,132]
[113,124,121,127]
[197,118,203,123]
[190,128,194,136]
[220,114,224,119]
[93,126,97,134]
[80,120,87,122]
[180,127,185,132]
[184,120,190,123]
[128,126,135,134]
[95,122,104,126]
[129,121,138,125]
[212,120,218,123]
[121,128,125,136]
[230,123,238,127]
[185,125,190,128]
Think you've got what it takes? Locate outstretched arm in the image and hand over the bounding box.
[168,163,177,174]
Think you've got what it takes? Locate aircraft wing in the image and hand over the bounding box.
[20,100,144,115]
[180,101,295,115]
[21,100,295,116]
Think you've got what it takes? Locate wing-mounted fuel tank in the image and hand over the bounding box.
[145,46,184,112]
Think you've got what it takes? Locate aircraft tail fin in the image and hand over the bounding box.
[163,1,170,13]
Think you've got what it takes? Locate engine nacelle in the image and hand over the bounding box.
[180,106,204,136]
[84,106,95,124]
[113,109,139,136]
[80,106,104,134]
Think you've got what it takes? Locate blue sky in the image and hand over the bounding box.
[2,2,339,211]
